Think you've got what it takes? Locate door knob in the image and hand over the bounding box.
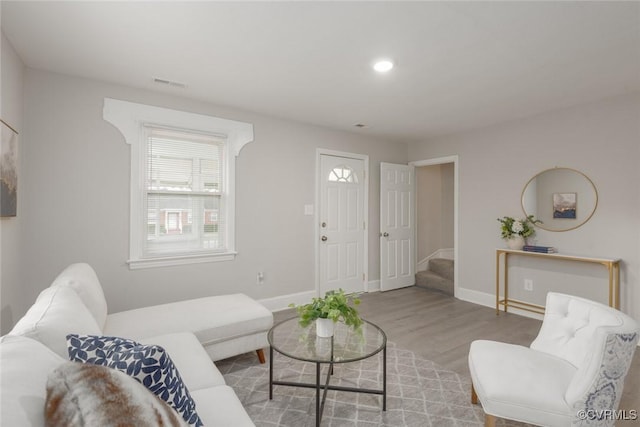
[382,232,389,237]
[321,236,328,241]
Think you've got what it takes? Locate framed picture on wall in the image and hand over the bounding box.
[1,120,18,217]
[553,192,577,219]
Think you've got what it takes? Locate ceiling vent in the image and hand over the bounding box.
[153,77,187,89]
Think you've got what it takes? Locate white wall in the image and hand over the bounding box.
[6,69,407,324]
[408,93,640,320]
[416,164,454,262]
[441,163,454,248]
[416,166,443,261]
[0,32,25,334]
[5,64,637,330]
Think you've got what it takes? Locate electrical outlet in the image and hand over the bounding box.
[257,272,265,285]
[524,279,533,291]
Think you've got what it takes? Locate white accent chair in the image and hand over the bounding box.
[468,292,638,427]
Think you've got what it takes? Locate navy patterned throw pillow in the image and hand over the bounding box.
[67,334,203,427]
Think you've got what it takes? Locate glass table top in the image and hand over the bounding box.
[268,317,386,364]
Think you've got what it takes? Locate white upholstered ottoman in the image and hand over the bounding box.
[104,293,273,362]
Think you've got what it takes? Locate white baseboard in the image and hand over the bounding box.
[258,281,382,313]
[438,248,454,260]
[455,287,543,321]
[263,286,542,321]
[417,248,454,271]
[259,285,541,319]
[367,280,381,293]
[258,290,316,312]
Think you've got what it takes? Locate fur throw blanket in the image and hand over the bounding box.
[45,362,187,427]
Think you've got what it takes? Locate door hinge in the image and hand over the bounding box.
[362,273,365,282]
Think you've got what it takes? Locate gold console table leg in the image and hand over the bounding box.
[496,250,510,315]
[503,253,509,313]
[495,251,500,315]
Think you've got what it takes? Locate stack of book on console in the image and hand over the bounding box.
[523,245,557,253]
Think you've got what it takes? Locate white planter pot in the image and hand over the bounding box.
[506,235,525,250]
[315,335,331,356]
[316,318,335,337]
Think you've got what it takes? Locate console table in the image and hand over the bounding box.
[495,249,620,315]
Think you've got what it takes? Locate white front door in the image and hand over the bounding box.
[319,154,365,295]
[380,162,415,291]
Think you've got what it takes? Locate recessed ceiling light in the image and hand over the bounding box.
[373,59,394,73]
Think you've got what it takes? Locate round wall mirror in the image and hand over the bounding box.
[521,167,598,232]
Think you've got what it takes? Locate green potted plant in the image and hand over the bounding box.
[290,289,363,337]
[497,215,541,249]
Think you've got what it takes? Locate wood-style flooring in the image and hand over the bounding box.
[275,286,639,426]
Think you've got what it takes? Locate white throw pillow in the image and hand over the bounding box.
[50,263,108,329]
[0,335,65,426]
[9,286,102,357]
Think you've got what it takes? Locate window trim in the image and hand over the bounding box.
[103,98,253,269]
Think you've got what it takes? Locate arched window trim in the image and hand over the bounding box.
[103,98,254,269]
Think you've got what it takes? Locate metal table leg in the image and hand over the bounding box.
[383,344,387,411]
[269,346,273,400]
[315,362,320,427]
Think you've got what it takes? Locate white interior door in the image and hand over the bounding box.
[319,155,365,295]
[380,162,415,291]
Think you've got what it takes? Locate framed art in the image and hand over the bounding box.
[1,119,18,217]
[553,192,577,219]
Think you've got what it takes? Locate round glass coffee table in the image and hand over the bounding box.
[268,317,387,427]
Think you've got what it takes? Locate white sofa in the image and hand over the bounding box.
[1,263,274,426]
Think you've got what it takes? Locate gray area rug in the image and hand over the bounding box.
[217,341,506,427]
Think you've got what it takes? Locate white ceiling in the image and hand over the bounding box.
[2,1,639,143]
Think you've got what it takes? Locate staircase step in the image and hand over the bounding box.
[428,258,454,282]
[415,270,454,296]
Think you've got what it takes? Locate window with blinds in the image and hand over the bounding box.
[104,98,253,269]
[143,126,227,257]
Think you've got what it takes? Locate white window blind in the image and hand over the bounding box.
[143,125,227,257]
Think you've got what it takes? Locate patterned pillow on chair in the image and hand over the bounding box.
[67,334,203,427]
